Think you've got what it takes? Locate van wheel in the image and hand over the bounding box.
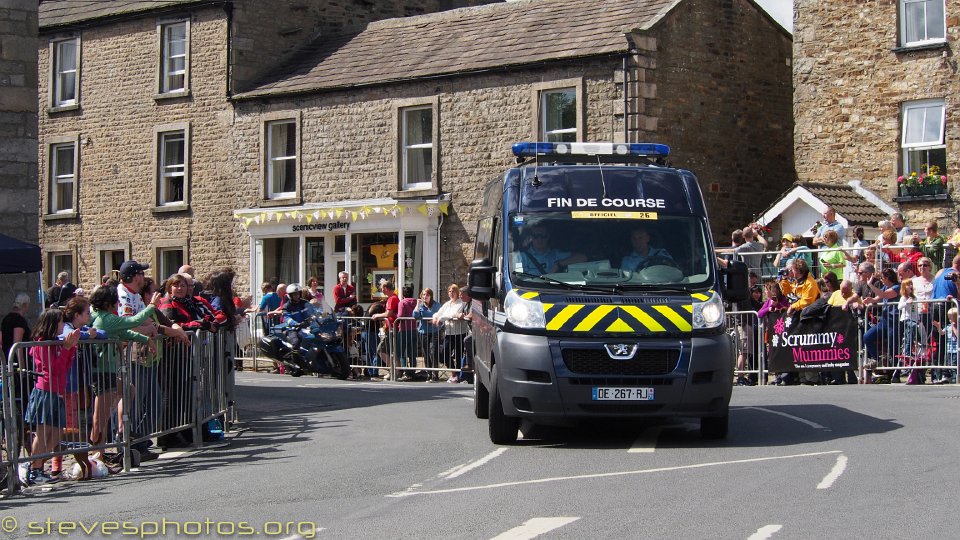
[488,365,518,444]
[474,374,489,419]
[700,414,728,439]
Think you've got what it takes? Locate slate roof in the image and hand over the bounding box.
[39,0,216,30]
[234,0,681,98]
[800,183,890,226]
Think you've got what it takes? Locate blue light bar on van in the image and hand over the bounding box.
[511,142,670,158]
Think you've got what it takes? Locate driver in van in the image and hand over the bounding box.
[620,226,675,271]
[519,225,586,274]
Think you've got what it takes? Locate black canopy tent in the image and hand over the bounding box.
[0,234,41,274]
[0,234,44,311]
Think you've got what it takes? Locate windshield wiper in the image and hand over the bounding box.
[616,284,692,293]
[512,272,613,294]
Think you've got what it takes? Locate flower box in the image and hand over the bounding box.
[899,183,945,197]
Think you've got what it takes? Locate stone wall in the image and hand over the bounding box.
[229,0,502,93]
[652,0,795,239]
[37,7,248,292]
[1,0,40,320]
[794,0,960,229]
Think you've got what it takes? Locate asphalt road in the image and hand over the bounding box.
[2,373,959,539]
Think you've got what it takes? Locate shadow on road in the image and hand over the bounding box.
[512,403,902,450]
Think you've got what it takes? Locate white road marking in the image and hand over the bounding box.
[490,517,580,540]
[386,450,841,497]
[747,524,782,540]
[816,454,848,489]
[278,527,325,540]
[158,451,189,459]
[628,427,662,453]
[743,406,831,431]
[443,448,508,479]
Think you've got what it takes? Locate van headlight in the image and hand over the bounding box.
[504,290,545,329]
[692,292,724,329]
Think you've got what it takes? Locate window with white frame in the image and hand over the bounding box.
[157,247,185,280]
[401,106,433,189]
[48,252,73,288]
[49,142,76,214]
[902,99,947,176]
[266,120,297,199]
[158,130,186,205]
[540,88,577,142]
[51,37,79,107]
[160,21,188,94]
[100,250,125,277]
[901,0,946,46]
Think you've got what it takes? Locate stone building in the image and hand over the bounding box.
[1,1,40,317]
[36,0,494,294]
[37,0,792,302]
[794,0,960,229]
[230,0,794,300]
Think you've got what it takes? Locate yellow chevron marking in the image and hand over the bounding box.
[682,305,694,313]
[546,305,584,331]
[654,305,692,332]
[606,318,634,333]
[542,303,554,314]
[622,305,666,332]
[521,291,539,300]
[691,293,709,301]
[573,305,616,332]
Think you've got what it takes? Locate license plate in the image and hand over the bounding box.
[591,387,654,401]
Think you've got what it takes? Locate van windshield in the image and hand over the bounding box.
[507,213,713,290]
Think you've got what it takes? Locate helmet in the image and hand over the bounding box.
[286,283,303,295]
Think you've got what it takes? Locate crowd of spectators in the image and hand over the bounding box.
[2,261,249,486]
[725,209,960,387]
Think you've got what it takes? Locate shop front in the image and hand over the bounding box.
[235,198,446,308]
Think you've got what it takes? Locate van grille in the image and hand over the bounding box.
[561,348,679,375]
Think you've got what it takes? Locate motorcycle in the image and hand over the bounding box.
[258,308,352,379]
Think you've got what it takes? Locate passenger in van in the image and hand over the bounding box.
[518,225,585,274]
[620,226,675,271]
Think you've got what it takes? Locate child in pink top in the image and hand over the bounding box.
[22,308,81,485]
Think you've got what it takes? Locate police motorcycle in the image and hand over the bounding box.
[258,284,352,379]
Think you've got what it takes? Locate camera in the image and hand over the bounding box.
[949,272,960,281]
[777,268,789,279]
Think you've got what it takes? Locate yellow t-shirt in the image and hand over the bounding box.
[369,244,397,268]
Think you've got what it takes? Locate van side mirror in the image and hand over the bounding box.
[722,259,749,303]
[467,258,495,301]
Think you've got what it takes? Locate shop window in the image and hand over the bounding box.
[900,0,946,47]
[261,238,300,286]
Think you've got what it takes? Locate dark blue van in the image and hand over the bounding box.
[467,142,748,444]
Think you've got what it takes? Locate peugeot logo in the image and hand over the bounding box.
[604,343,638,360]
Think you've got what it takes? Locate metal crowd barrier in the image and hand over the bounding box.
[859,298,960,384]
[253,312,472,382]
[1,329,235,494]
[726,310,765,385]
[720,297,960,386]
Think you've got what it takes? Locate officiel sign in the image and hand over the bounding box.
[291,221,350,232]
